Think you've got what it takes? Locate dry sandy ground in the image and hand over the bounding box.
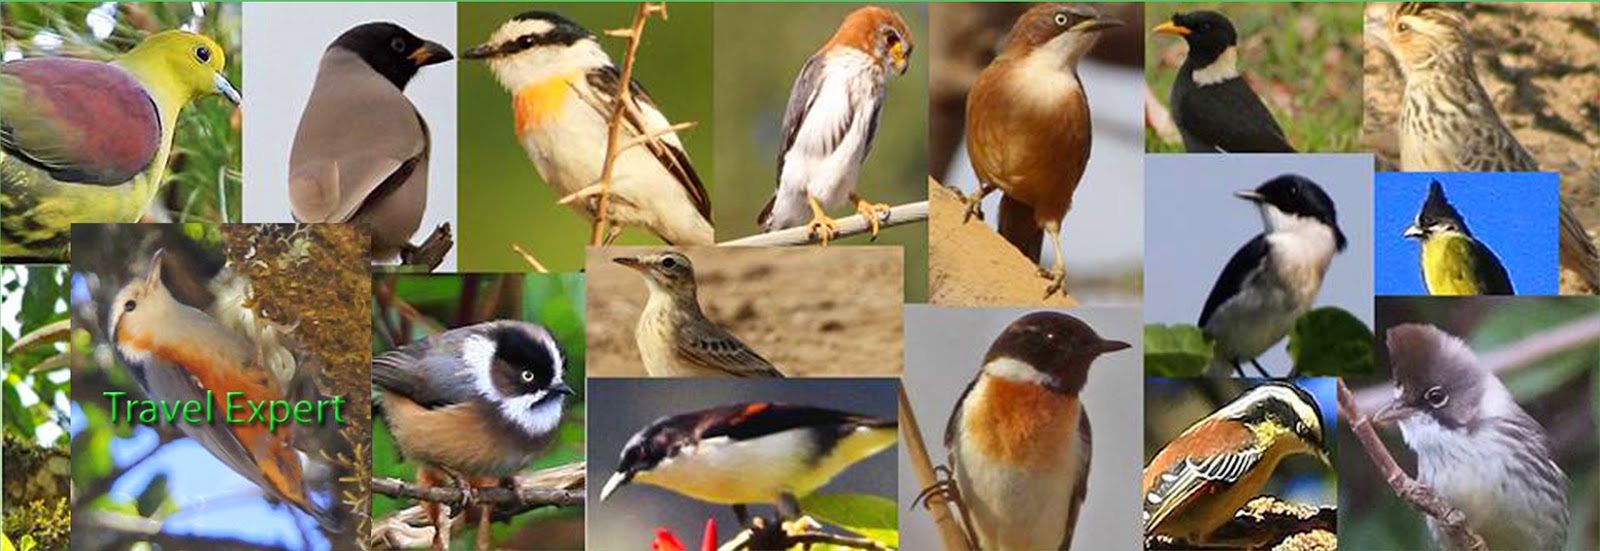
[927,182,1080,307]
[587,246,903,377]
[1362,2,1600,292]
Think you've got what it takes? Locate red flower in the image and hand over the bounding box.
[651,527,685,551]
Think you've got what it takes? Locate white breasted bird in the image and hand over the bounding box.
[759,7,913,244]
[612,251,785,378]
[1198,174,1346,377]
[464,11,713,245]
[600,402,896,527]
[940,312,1130,550]
[1376,324,1568,551]
[289,23,453,268]
[373,320,576,551]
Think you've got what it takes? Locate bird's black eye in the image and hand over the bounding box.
[194,45,211,63]
[390,37,408,53]
[1424,386,1448,408]
[1054,13,1070,26]
[661,257,678,269]
[123,300,137,313]
[521,369,536,383]
[517,35,537,48]
[1397,22,1411,33]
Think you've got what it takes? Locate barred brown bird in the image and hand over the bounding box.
[1377,2,1600,291]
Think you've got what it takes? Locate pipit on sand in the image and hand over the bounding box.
[614,251,785,378]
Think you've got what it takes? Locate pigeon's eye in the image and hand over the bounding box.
[521,370,536,383]
[1424,386,1448,408]
[123,300,137,313]
[661,257,678,269]
[390,37,408,53]
[194,45,211,63]
[1054,13,1070,26]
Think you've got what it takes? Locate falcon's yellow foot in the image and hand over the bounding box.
[805,194,838,245]
[852,193,892,241]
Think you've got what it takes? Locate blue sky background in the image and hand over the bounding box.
[1373,172,1558,295]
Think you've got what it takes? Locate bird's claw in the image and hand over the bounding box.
[961,195,986,223]
[853,198,892,241]
[1042,268,1068,299]
[807,216,839,245]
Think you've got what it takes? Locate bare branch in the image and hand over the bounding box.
[1337,380,1486,551]
[510,243,550,274]
[720,201,928,247]
[370,477,583,511]
[591,2,672,245]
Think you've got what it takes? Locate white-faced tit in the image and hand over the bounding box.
[1198,174,1346,377]
[600,402,896,527]
[1376,324,1568,551]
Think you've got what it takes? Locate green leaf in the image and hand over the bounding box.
[1288,307,1376,376]
[1143,324,1213,377]
[798,492,899,549]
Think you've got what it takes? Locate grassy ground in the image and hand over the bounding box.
[1145,2,1363,153]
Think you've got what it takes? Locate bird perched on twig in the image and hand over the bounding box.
[1,31,240,261]
[1142,382,1330,547]
[613,251,785,378]
[373,320,576,551]
[1152,10,1295,153]
[109,249,339,532]
[601,402,896,529]
[465,11,713,246]
[759,7,913,244]
[1375,1,1600,292]
[962,3,1122,298]
[1404,180,1514,295]
[932,312,1129,550]
[289,23,454,268]
[1199,175,1346,377]
[1375,324,1568,551]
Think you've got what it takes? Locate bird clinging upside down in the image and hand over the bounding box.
[1152,10,1295,153]
[1,31,240,261]
[963,3,1122,298]
[109,249,338,531]
[1377,1,1600,291]
[760,6,913,244]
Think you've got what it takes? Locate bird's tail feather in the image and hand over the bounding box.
[998,195,1042,263]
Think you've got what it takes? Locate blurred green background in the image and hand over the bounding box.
[2,266,71,551]
[1346,297,1600,551]
[457,3,713,273]
[0,2,242,225]
[372,273,587,551]
[1144,2,1361,153]
[713,3,929,301]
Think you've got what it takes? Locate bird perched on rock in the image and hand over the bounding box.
[963,3,1122,297]
[1153,10,1294,153]
[1377,2,1600,291]
[464,11,712,245]
[760,6,913,244]
[1,31,240,261]
[374,320,575,551]
[937,312,1129,550]
[1199,175,1346,377]
[613,251,784,378]
[1404,180,1513,295]
[1142,382,1330,546]
[601,402,896,528]
[109,249,338,532]
[1376,324,1568,551]
[289,22,454,268]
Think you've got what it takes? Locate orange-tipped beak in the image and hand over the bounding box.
[1152,21,1191,36]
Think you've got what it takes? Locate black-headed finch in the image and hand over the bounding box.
[759,6,913,244]
[464,11,713,245]
[934,311,1129,550]
[1142,382,1330,546]
[963,3,1122,297]
[373,320,576,551]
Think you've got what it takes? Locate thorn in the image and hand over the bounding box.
[606,28,634,39]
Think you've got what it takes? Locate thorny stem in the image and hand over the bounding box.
[592,2,670,246]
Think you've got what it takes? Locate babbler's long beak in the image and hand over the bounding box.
[214,73,241,105]
[1371,399,1418,427]
[1152,21,1191,36]
[600,471,631,502]
[1402,224,1424,240]
[461,42,499,60]
[612,256,644,270]
[409,40,454,67]
[1076,18,1125,33]
[1235,189,1265,203]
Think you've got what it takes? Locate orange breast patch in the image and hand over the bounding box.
[963,377,1079,468]
[514,74,578,135]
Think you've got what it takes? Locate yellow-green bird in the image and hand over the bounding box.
[1404,180,1513,295]
[1,31,240,261]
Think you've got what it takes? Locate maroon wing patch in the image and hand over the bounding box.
[1,57,160,184]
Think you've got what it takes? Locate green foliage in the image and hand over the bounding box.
[798,493,899,549]
[1145,2,1363,153]
[1,266,69,445]
[1288,307,1376,376]
[0,2,242,224]
[1143,323,1213,377]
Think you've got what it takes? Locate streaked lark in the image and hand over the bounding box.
[614,251,785,378]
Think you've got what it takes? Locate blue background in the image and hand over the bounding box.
[1374,172,1558,295]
